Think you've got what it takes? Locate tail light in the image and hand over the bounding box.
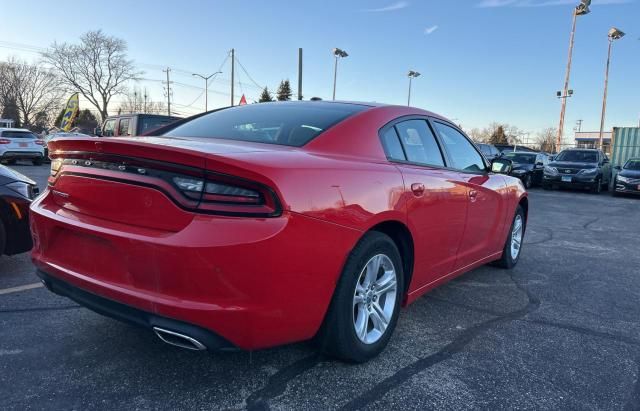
[172,173,281,217]
[34,139,45,145]
[0,138,10,144]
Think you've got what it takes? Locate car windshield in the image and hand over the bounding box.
[623,160,640,170]
[1,131,37,139]
[554,150,598,163]
[504,153,536,164]
[163,103,367,146]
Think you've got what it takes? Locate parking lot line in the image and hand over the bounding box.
[0,282,43,295]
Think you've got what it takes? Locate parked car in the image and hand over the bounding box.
[0,164,38,256]
[503,151,547,188]
[542,148,611,193]
[96,114,181,137]
[613,158,640,196]
[31,101,528,362]
[476,143,501,161]
[0,128,45,165]
[43,132,93,160]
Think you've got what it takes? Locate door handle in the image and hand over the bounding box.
[468,189,478,202]
[411,183,425,196]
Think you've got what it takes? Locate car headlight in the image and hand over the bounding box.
[544,166,558,175]
[617,175,630,183]
[578,168,598,175]
[5,181,32,199]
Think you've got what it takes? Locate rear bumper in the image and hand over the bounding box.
[37,269,236,350]
[30,189,361,350]
[1,151,44,160]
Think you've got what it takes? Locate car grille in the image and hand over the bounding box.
[559,168,581,175]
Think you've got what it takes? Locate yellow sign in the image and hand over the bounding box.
[60,93,79,131]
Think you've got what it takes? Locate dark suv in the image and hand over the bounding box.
[542,148,611,193]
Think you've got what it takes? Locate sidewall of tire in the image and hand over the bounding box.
[319,232,404,363]
[494,205,525,269]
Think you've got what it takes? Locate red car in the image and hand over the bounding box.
[30,101,527,362]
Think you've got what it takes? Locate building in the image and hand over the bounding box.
[574,131,612,154]
[0,118,15,128]
[611,127,640,168]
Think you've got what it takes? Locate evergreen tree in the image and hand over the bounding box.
[75,109,99,132]
[489,126,509,145]
[258,87,273,103]
[276,80,292,101]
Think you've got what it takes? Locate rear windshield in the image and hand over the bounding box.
[1,131,37,139]
[504,153,536,164]
[140,117,178,134]
[555,150,598,163]
[163,103,367,146]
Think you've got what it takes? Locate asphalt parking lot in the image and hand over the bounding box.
[1,162,639,410]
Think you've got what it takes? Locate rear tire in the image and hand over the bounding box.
[318,231,404,363]
[493,205,525,269]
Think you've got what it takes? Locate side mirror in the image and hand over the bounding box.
[548,155,555,161]
[491,158,513,174]
[602,159,609,164]
[535,161,544,167]
[94,127,102,137]
[614,165,621,171]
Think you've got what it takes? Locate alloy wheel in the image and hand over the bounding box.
[352,254,398,345]
[510,214,523,260]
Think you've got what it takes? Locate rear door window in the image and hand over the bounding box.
[380,127,406,161]
[117,118,131,136]
[394,120,444,167]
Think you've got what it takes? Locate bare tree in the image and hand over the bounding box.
[42,30,142,121]
[0,57,62,127]
[117,87,166,115]
[536,127,558,153]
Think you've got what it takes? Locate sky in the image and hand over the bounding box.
[0,0,638,143]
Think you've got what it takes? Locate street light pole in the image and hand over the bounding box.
[556,0,591,153]
[192,71,222,112]
[598,27,625,150]
[332,48,348,100]
[407,70,421,106]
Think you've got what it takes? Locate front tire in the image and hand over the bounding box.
[0,218,6,256]
[523,174,532,189]
[318,231,404,363]
[493,205,525,269]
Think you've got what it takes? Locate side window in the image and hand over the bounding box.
[394,120,444,167]
[380,127,406,161]
[433,122,485,172]
[491,146,501,157]
[118,118,131,136]
[103,120,116,136]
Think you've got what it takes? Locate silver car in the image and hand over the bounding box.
[0,128,45,165]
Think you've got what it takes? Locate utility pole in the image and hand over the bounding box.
[143,88,148,114]
[163,67,172,116]
[407,70,421,106]
[298,48,303,101]
[230,49,235,107]
[332,48,348,100]
[576,119,583,132]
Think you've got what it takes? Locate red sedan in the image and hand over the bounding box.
[30,101,527,362]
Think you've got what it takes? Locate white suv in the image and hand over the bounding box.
[0,128,45,165]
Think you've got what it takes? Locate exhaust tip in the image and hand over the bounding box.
[153,327,207,351]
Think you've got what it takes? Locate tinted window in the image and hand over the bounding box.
[380,127,406,161]
[1,131,37,139]
[434,122,485,172]
[555,150,598,163]
[164,103,366,147]
[103,119,116,136]
[118,118,131,136]
[394,120,444,166]
[477,143,491,156]
[140,117,177,134]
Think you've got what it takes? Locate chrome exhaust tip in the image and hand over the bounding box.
[153,327,207,351]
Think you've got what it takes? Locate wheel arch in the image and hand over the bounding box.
[367,220,415,297]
